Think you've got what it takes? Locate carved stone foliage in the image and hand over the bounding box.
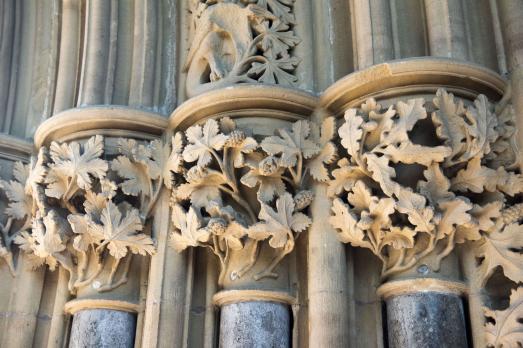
[12,135,177,294]
[169,116,334,285]
[326,88,523,346]
[0,153,45,275]
[328,89,523,280]
[184,0,300,97]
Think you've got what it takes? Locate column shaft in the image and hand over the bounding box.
[219,301,290,348]
[386,292,468,348]
[69,309,136,348]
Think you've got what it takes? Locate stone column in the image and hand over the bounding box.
[378,275,468,347]
[322,58,506,348]
[69,309,136,348]
[214,292,293,348]
[25,106,168,347]
[168,85,319,347]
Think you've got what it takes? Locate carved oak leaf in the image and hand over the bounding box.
[183,119,228,168]
[451,156,501,193]
[381,98,426,145]
[170,204,210,252]
[436,198,472,239]
[455,202,502,243]
[418,163,454,205]
[47,135,108,194]
[395,187,435,233]
[68,214,103,252]
[432,89,467,162]
[306,117,337,182]
[381,226,416,250]
[461,94,498,161]
[261,120,320,167]
[497,171,523,197]
[338,109,363,160]
[248,193,311,248]
[485,287,523,348]
[365,106,395,148]
[178,167,225,208]
[248,56,300,85]
[471,202,502,233]
[476,223,523,285]
[327,158,366,197]
[257,20,300,58]
[91,202,153,259]
[0,169,32,220]
[357,197,395,238]
[380,142,451,167]
[330,198,370,248]
[366,154,397,197]
[347,180,374,214]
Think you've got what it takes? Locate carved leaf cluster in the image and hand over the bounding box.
[328,89,523,282]
[0,152,45,274]
[169,116,329,284]
[186,0,300,92]
[12,135,166,293]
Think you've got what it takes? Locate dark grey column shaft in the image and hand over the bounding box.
[219,301,290,348]
[69,309,136,348]
[386,292,468,348]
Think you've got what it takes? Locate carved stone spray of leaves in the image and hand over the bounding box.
[14,135,157,294]
[169,117,326,285]
[247,193,311,280]
[112,135,183,218]
[484,287,523,348]
[328,89,519,279]
[184,0,300,95]
[0,149,46,274]
[45,135,108,208]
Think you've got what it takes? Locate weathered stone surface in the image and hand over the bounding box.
[69,309,136,348]
[219,301,290,348]
[385,292,468,348]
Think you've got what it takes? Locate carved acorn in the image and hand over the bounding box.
[294,190,314,211]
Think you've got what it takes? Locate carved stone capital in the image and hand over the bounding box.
[168,85,319,290]
[328,87,521,280]
[12,107,168,297]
